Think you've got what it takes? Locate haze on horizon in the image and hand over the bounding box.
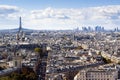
[0,0,120,30]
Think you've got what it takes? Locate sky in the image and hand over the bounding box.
[0,0,120,30]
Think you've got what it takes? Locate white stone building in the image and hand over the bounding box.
[74,69,118,80]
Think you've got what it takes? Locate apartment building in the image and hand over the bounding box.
[74,69,118,80]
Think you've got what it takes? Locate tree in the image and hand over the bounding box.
[0,76,11,80]
[26,72,37,80]
[34,48,42,53]
[0,67,37,80]
[21,67,29,75]
[10,72,21,80]
[22,67,37,80]
[34,48,44,58]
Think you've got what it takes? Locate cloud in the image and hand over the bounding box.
[0,5,21,19]
[0,5,19,14]
[26,5,120,30]
[1,5,120,30]
[30,5,120,20]
[30,7,70,19]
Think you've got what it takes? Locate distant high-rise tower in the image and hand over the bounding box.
[19,17,22,33]
[16,17,24,41]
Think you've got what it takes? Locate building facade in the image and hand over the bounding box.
[74,69,118,80]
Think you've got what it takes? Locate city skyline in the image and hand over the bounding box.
[0,0,120,30]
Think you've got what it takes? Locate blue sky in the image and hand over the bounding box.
[0,0,120,9]
[0,0,120,30]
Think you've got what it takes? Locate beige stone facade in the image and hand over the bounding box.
[74,69,118,80]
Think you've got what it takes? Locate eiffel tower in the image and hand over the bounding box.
[16,17,23,41]
[18,17,22,33]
